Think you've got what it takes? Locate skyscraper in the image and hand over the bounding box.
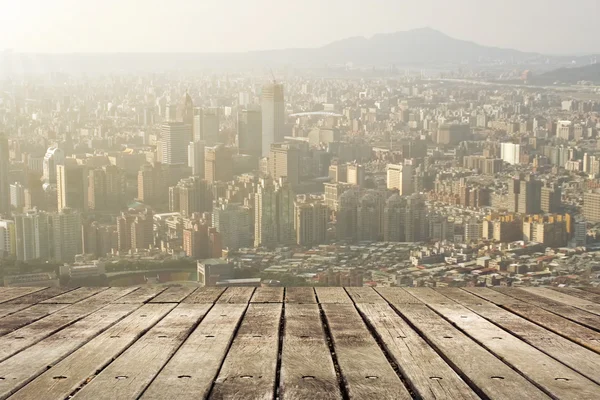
[517,176,542,215]
[52,207,82,263]
[138,163,168,206]
[254,180,295,248]
[294,201,328,246]
[0,219,16,258]
[15,209,51,261]
[161,122,192,166]
[347,163,366,187]
[205,145,233,184]
[188,141,205,177]
[42,146,64,184]
[0,133,9,215]
[261,83,285,157]
[268,143,300,187]
[57,161,89,212]
[238,109,262,159]
[169,176,212,216]
[88,165,126,211]
[193,108,220,145]
[387,163,413,195]
[357,190,386,242]
[212,200,252,250]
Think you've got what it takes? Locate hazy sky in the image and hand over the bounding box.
[1,0,599,54]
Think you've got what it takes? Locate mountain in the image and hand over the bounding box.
[0,28,582,75]
[531,63,600,84]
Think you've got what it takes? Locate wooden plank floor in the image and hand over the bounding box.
[0,286,598,399]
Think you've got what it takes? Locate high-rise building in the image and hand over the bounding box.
[464,218,483,243]
[193,108,220,146]
[268,143,300,187]
[57,162,88,212]
[212,200,252,250]
[346,163,366,187]
[386,163,413,195]
[179,92,194,126]
[556,121,573,140]
[9,183,25,211]
[336,188,361,242]
[383,193,429,242]
[541,185,562,214]
[188,141,205,177]
[169,176,212,216]
[517,176,542,215]
[294,201,328,246]
[357,190,386,242]
[205,145,233,183]
[42,146,64,184]
[0,219,16,258]
[0,133,9,215]
[437,124,470,145]
[500,143,521,165]
[238,109,262,159]
[116,208,154,253]
[138,163,168,206]
[52,207,82,263]
[583,191,600,223]
[522,214,569,247]
[14,209,51,261]
[261,83,285,157]
[161,122,192,166]
[328,164,347,183]
[254,180,295,248]
[88,165,126,211]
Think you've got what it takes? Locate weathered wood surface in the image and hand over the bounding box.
[0,286,599,399]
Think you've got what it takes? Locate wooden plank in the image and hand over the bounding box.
[284,287,316,304]
[436,288,600,384]
[280,304,342,400]
[41,287,107,304]
[314,287,352,304]
[4,304,173,400]
[0,304,69,336]
[321,303,411,399]
[0,287,136,362]
[251,287,284,303]
[378,292,551,399]
[521,287,600,316]
[4,287,74,304]
[210,303,282,399]
[147,286,196,303]
[112,286,168,303]
[140,304,247,400]
[62,303,210,400]
[494,287,600,331]
[581,287,600,295]
[465,287,600,353]
[356,303,479,400]
[345,287,386,304]
[408,288,600,399]
[549,287,600,304]
[216,286,255,304]
[0,288,46,304]
[0,304,29,319]
[182,287,225,304]
[0,303,139,400]
[374,287,422,304]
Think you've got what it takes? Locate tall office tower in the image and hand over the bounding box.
[82,221,117,258]
[541,185,562,214]
[161,122,192,166]
[188,141,205,177]
[180,92,194,126]
[383,194,406,242]
[508,177,521,213]
[254,180,295,248]
[336,188,361,242]
[0,133,9,215]
[88,165,125,211]
[202,108,220,146]
[437,124,470,145]
[169,176,212,216]
[404,194,429,242]
[386,163,413,195]
[205,145,233,183]
[324,182,354,211]
[238,109,262,159]
[0,219,16,258]
[212,200,252,250]
[584,190,600,222]
[357,190,386,242]
[346,163,366,187]
[517,176,542,214]
[556,121,573,140]
[42,146,64,184]
[138,163,168,206]
[428,214,454,242]
[328,164,348,183]
[294,201,328,246]
[261,82,285,157]
[14,209,51,261]
[116,208,154,253]
[268,143,300,186]
[500,143,521,165]
[464,218,483,243]
[57,161,88,212]
[9,183,25,211]
[52,207,82,263]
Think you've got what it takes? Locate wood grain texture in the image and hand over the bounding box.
[0,288,46,304]
[0,303,68,336]
[357,303,479,400]
[409,288,600,399]
[216,286,255,304]
[280,304,342,400]
[6,304,173,400]
[321,303,412,399]
[284,287,316,304]
[147,286,196,303]
[0,304,29,319]
[0,303,139,400]
[250,287,284,303]
[315,287,352,304]
[4,287,73,304]
[378,292,550,399]
[345,287,386,304]
[549,287,600,304]
[182,287,225,304]
[40,287,107,304]
[141,304,247,400]
[374,287,422,304]
[70,303,211,400]
[210,303,282,400]
[112,286,168,303]
[520,287,600,316]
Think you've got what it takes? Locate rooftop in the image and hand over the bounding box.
[0,285,598,399]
